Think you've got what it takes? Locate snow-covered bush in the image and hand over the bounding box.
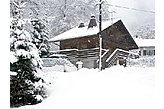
[10,0,48,107]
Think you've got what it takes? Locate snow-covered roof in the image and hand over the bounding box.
[49,19,120,42]
[134,38,155,47]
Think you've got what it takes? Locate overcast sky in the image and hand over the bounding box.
[106,0,155,33]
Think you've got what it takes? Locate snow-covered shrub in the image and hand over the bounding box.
[10,0,48,107]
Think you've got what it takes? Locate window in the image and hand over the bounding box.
[149,50,154,56]
[143,49,155,56]
[143,50,147,56]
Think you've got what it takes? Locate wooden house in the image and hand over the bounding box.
[134,38,155,57]
[49,16,138,69]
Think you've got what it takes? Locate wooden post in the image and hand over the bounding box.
[117,58,119,65]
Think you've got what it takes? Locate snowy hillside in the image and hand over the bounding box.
[14,66,155,109]
[133,24,155,39]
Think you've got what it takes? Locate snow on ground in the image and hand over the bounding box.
[14,66,155,109]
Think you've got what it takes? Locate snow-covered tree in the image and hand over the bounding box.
[30,19,50,57]
[11,0,50,57]
[133,24,155,39]
[11,0,111,38]
[48,0,111,37]
[10,0,48,107]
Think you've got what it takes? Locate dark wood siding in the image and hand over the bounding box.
[101,20,138,51]
[60,35,99,50]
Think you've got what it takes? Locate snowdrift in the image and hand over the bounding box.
[14,66,155,109]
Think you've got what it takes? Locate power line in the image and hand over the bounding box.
[11,2,155,14]
[107,4,155,14]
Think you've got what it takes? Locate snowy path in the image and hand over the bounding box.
[16,66,155,109]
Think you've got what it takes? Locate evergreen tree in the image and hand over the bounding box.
[10,0,48,107]
[30,19,50,57]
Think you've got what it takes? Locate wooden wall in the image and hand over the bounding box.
[60,35,99,50]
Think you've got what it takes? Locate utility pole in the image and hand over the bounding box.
[99,0,102,71]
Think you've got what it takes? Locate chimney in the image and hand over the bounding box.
[88,15,97,28]
[78,23,85,28]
